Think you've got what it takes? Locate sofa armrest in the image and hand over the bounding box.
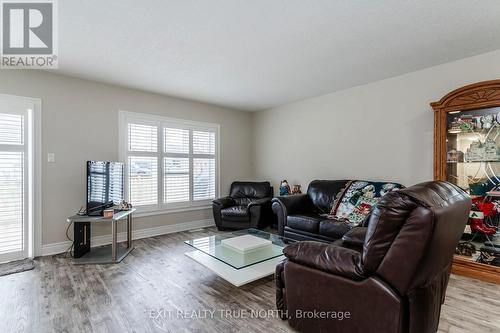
[212,196,235,209]
[248,197,273,229]
[212,196,236,229]
[283,241,365,280]
[248,197,272,208]
[341,227,367,247]
[272,194,311,236]
[272,194,310,215]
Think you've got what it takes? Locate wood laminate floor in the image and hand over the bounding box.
[0,227,499,333]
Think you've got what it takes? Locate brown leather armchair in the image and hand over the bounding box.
[276,181,471,333]
[212,181,275,230]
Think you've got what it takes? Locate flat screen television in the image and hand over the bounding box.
[86,161,124,216]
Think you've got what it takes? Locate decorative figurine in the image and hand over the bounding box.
[458,114,474,132]
[484,139,499,160]
[481,114,495,130]
[446,149,464,163]
[459,120,473,132]
[469,180,490,197]
[448,117,462,134]
[448,118,462,133]
[279,180,291,196]
[456,242,475,256]
[469,197,497,235]
[291,184,302,195]
[473,116,483,130]
[465,140,483,162]
[464,140,500,162]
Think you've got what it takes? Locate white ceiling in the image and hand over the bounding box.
[56,0,500,111]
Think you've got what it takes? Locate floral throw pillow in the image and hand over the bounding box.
[329,181,403,227]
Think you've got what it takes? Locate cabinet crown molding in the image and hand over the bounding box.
[431,80,500,112]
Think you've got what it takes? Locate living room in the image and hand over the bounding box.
[0,1,499,332]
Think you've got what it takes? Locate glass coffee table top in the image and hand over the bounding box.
[184,228,296,269]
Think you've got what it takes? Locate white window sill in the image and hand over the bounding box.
[133,205,212,218]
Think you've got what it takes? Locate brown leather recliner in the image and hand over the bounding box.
[212,181,275,230]
[276,181,471,333]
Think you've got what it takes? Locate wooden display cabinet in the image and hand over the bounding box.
[431,80,500,284]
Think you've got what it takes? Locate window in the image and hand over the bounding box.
[120,111,219,213]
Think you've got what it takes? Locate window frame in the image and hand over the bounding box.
[119,110,220,215]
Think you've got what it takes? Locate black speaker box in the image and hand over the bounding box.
[73,222,91,258]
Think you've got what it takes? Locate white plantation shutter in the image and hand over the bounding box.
[193,131,215,154]
[0,152,24,254]
[193,130,216,201]
[164,128,189,154]
[193,158,216,200]
[0,113,24,145]
[127,122,159,207]
[164,157,189,203]
[192,130,216,201]
[128,123,157,152]
[128,156,158,206]
[121,112,218,212]
[164,127,190,204]
[0,111,27,257]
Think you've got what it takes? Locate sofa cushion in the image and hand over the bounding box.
[230,181,272,206]
[230,181,271,199]
[287,213,322,233]
[221,206,249,222]
[318,219,351,239]
[284,226,340,243]
[306,180,350,214]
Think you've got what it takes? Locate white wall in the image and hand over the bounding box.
[252,49,500,192]
[0,71,253,248]
[3,48,500,253]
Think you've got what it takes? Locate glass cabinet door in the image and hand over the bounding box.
[446,106,500,265]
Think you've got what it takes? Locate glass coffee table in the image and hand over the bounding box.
[185,229,296,287]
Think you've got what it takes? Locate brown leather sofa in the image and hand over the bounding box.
[272,180,404,242]
[276,181,471,333]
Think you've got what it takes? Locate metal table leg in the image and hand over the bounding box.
[127,214,132,248]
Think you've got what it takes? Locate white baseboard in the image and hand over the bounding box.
[40,219,215,257]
